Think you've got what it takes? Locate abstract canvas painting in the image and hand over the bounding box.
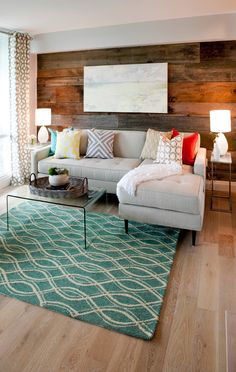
[84,63,168,113]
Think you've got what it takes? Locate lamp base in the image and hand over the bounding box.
[38,126,49,144]
[215,132,228,156]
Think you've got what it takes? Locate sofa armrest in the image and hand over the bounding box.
[193,147,207,180]
[31,145,51,175]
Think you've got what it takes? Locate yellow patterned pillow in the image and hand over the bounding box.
[54,130,81,159]
[140,129,172,160]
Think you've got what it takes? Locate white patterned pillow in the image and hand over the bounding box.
[155,134,183,164]
[85,130,114,158]
[140,129,172,160]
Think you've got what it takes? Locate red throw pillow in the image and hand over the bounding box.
[172,128,199,165]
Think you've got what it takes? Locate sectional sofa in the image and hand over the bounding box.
[31,129,206,244]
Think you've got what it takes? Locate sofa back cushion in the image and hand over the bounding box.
[79,129,146,158]
[172,129,200,165]
[54,130,81,160]
[140,128,173,160]
[113,130,146,158]
[85,130,115,158]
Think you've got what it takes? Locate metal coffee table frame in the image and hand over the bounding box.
[6,185,106,249]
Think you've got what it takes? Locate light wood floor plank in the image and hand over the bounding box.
[225,310,236,372]
[197,243,219,311]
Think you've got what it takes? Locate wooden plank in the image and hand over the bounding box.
[200,41,236,62]
[37,86,56,104]
[226,311,236,372]
[218,235,235,258]
[38,67,83,78]
[44,103,83,115]
[37,76,83,87]
[169,62,236,83]
[118,114,210,131]
[169,82,236,103]
[38,43,200,70]
[55,86,83,103]
[217,259,236,372]
[197,244,219,312]
[168,102,236,116]
[192,309,217,372]
[52,114,119,129]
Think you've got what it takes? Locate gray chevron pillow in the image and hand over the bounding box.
[85,130,115,158]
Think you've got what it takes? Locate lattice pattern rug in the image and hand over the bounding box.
[0,202,179,340]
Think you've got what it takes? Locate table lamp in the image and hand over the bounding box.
[210,109,231,156]
[35,108,51,144]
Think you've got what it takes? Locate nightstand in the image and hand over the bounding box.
[210,152,232,212]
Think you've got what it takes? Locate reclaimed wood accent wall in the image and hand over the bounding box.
[37,41,236,179]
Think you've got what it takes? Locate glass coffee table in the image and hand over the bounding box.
[6,185,106,249]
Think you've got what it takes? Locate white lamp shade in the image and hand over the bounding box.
[35,108,51,126]
[210,110,231,133]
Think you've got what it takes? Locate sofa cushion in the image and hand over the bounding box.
[48,128,57,156]
[78,129,146,158]
[54,130,81,160]
[140,158,193,174]
[112,131,146,158]
[172,129,199,165]
[140,128,172,160]
[117,172,204,215]
[85,130,114,159]
[155,134,183,165]
[38,157,142,183]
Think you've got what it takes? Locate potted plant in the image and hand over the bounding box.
[48,167,69,186]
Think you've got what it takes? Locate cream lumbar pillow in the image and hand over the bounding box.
[155,134,183,165]
[54,130,81,159]
[141,129,172,160]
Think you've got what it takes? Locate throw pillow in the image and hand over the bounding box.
[155,133,183,164]
[54,130,81,159]
[85,130,114,159]
[172,128,199,165]
[48,128,57,156]
[140,129,172,160]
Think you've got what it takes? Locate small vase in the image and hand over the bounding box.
[49,174,69,186]
[213,142,220,161]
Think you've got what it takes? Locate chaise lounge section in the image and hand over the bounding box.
[117,147,206,245]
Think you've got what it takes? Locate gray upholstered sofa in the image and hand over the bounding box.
[31,129,206,244]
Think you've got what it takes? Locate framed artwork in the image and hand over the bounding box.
[84,63,168,113]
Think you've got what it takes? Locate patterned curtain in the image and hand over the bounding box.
[9,32,31,185]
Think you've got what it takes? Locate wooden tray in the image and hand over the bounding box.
[29,174,88,199]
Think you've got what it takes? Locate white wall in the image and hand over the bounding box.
[31,13,236,54]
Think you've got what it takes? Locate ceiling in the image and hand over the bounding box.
[0,0,236,35]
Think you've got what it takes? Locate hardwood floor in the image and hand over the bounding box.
[0,186,235,372]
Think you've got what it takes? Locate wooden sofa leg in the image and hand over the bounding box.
[124,219,129,234]
[192,231,197,246]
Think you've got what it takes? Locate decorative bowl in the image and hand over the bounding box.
[49,174,69,187]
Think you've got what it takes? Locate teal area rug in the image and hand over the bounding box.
[0,202,179,340]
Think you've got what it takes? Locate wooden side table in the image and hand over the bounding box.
[210,152,232,212]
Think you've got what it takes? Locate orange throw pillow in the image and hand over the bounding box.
[172,129,199,166]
